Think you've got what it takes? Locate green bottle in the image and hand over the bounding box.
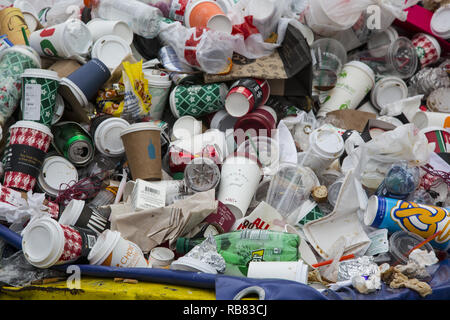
[176,230,300,276]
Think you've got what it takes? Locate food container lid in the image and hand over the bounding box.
[309,127,344,159]
[431,5,450,39]
[38,155,79,197]
[91,35,132,70]
[87,229,121,265]
[94,117,130,156]
[371,76,408,110]
[58,199,85,226]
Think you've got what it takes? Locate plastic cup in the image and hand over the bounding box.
[318,61,375,118]
[20,68,60,126]
[91,116,130,157]
[87,229,148,268]
[412,112,450,130]
[217,153,263,220]
[311,38,347,91]
[59,199,111,235]
[143,69,172,120]
[29,18,92,59]
[37,155,78,198]
[0,7,30,45]
[412,33,441,69]
[91,35,132,71]
[172,115,203,141]
[120,122,162,181]
[431,5,450,40]
[299,126,345,175]
[3,120,53,191]
[370,76,408,111]
[367,27,399,58]
[184,0,232,34]
[87,18,133,45]
[389,230,434,265]
[225,78,270,118]
[22,216,98,269]
[247,260,308,284]
[350,37,418,80]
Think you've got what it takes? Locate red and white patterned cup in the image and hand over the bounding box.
[412,33,442,68]
[3,121,53,192]
[22,216,98,269]
[225,78,270,118]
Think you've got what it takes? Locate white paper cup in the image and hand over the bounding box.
[149,247,175,268]
[370,76,408,111]
[87,18,134,45]
[37,155,78,198]
[88,230,148,268]
[412,111,450,130]
[357,101,379,115]
[172,115,203,141]
[318,61,375,118]
[144,71,172,120]
[29,18,92,59]
[247,260,309,284]
[217,153,263,220]
[91,35,132,71]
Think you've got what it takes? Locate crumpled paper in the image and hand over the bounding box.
[380,263,433,297]
[110,189,217,253]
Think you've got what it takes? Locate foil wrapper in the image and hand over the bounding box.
[409,63,450,96]
[185,235,226,273]
[337,256,379,282]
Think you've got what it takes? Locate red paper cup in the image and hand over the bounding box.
[3,120,53,191]
[225,78,271,118]
[412,33,441,68]
[204,201,237,233]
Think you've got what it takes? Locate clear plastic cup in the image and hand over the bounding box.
[350,37,418,79]
[311,38,347,91]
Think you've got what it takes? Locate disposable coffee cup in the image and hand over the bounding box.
[37,155,78,198]
[120,122,162,181]
[92,116,130,157]
[48,59,82,78]
[3,120,53,191]
[20,68,60,126]
[184,0,232,34]
[204,201,236,233]
[412,112,450,130]
[318,61,375,118]
[412,33,441,68]
[233,107,277,139]
[91,35,132,71]
[88,229,148,268]
[59,199,111,235]
[59,58,111,112]
[431,5,450,40]
[217,153,263,220]
[22,216,98,269]
[51,94,65,125]
[149,247,175,268]
[300,126,345,175]
[225,78,270,118]
[247,260,309,284]
[86,18,134,45]
[370,76,408,111]
[172,115,203,141]
[0,8,30,45]
[143,70,172,120]
[210,110,238,132]
[29,18,92,59]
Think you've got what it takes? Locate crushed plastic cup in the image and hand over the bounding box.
[247,260,309,284]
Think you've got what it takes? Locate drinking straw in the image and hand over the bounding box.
[405,231,442,257]
[312,254,355,268]
[21,27,29,46]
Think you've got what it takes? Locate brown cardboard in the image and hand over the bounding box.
[48,59,83,78]
[121,128,162,181]
[325,110,377,132]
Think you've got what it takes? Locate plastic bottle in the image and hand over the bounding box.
[84,0,163,39]
[375,162,420,200]
[176,230,300,276]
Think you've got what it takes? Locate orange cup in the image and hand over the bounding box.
[185,0,232,34]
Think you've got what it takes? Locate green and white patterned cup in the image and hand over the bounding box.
[0,46,41,126]
[20,69,60,126]
[169,83,228,118]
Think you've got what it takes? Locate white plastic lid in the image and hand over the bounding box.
[225,92,251,117]
[52,94,65,125]
[91,35,132,70]
[143,69,171,85]
[87,229,121,265]
[94,117,130,156]
[59,77,89,109]
[309,127,344,159]
[112,21,134,45]
[371,76,408,110]
[170,256,217,274]
[120,121,161,137]
[38,156,79,197]
[58,199,85,226]
[412,112,429,130]
[22,217,65,269]
[21,68,60,81]
[10,120,53,138]
[172,116,202,140]
[431,5,450,39]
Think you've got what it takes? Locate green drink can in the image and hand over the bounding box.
[52,121,95,166]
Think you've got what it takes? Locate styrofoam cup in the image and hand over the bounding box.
[87,18,134,45]
[247,260,309,284]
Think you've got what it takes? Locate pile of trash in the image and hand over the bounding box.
[0,0,448,299]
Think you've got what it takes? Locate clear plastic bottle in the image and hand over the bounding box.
[84,0,163,39]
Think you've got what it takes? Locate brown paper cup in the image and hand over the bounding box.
[120,122,162,181]
[0,8,30,45]
[48,59,82,78]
